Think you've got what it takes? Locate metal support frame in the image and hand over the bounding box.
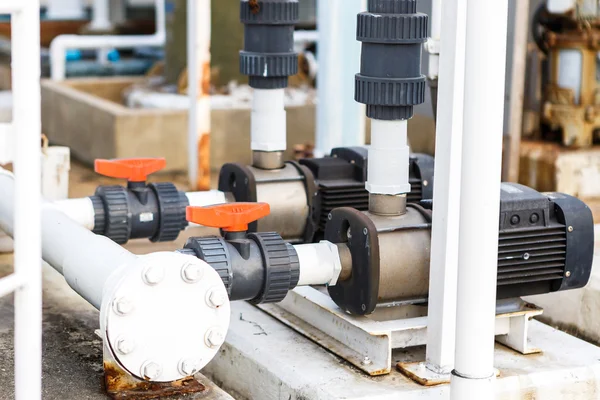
[259,287,542,378]
[0,1,43,399]
[187,0,211,190]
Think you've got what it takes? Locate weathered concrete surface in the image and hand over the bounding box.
[203,301,600,400]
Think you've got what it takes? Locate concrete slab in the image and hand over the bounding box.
[203,301,600,400]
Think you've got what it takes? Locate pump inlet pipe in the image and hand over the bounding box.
[355,0,428,215]
[240,0,299,170]
[0,167,231,383]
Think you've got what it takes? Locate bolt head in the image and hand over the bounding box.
[179,358,202,376]
[566,271,572,278]
[116,338,135,355]
[363,228,368,236]
[113,297,134,315]
[568,226,574,233]
[207,288,226,308]
[205,328,226,348]
[141,361,162,380]
[182,263,204,283]
[143,265,165,286]
[361,356,372,366]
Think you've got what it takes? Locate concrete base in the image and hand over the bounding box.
[203,301,600,400]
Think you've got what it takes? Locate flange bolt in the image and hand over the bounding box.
[141,361,163,381]
[182,263,204,283]
[205,328,226,348]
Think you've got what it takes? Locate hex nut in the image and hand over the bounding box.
[141,361,162,380]
[179,358,201,376]
[207,288,226,308]
[205,328,226,348]
[143,265,165,286]
[113,297,134,316]
[182,263,204,283]
[116,337,135,355]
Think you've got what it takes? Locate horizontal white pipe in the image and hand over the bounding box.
[0,274,23,299]
[47,0,85,20]
[0,169,137,309]
[53,197,97,231]
[366,119,410,195]
[251,89,287,152]
[50,0,166,80]
[0,1,22,13]
[51,190,230,232]
[295,241,342,287]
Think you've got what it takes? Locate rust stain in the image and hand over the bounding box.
[104,361,207,399]
[201,61,211,96]
[249,0,260,15]
[196,133,211,191]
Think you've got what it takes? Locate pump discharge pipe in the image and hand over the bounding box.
[0,167,231,383]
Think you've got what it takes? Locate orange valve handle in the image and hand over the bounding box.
[186,203,271,232]
[94,158,167,182]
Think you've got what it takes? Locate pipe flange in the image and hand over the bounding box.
[240,0,299,24]
[184,236,233,294]
[149,183,189,243]
[248,232,297,303]
[94,185,130,244]
[90,195,106,234]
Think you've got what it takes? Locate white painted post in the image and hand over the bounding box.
[4,0,43,398]
[450,0,509,398]
[315,0,366,157]
[426,0,442,81]
[46,0,85,20]
[425,0,468,375]
[187,0,211,190]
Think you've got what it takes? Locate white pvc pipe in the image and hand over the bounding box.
[90,0,111,30]
[53,197,97,231]
[426,0,467,375]
[315,0,366,157]
[0,169,137,310]
[295,241,342,287]
[51,190,230,232]
[427,0,442,80]
[46,0,85,20]
[187,0,211,189]
[42,146,70,201]
[251,89,287,152]
[50,0,166,81]
[8,2,42,397]
[366,119,410,195]
[450,0,508,398]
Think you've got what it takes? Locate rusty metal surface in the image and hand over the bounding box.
[542,28,600,147]
[104,361,208,400]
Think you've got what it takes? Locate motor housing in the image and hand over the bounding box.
[325,183,594,315]
[218,147,435,243]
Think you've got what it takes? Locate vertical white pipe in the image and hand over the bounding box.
[451,0,508,398]
[11,2,42,398]
[187,0,211,190]
[366,120,410,195]
[426,0,467,374]
[91,0,111,31]
[42,146,71,201]
[427,0,442,80]
[47,0,85,20]
[315,0,366,157]
[251,89,287,152]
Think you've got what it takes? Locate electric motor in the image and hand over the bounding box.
[326,183,594,315]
